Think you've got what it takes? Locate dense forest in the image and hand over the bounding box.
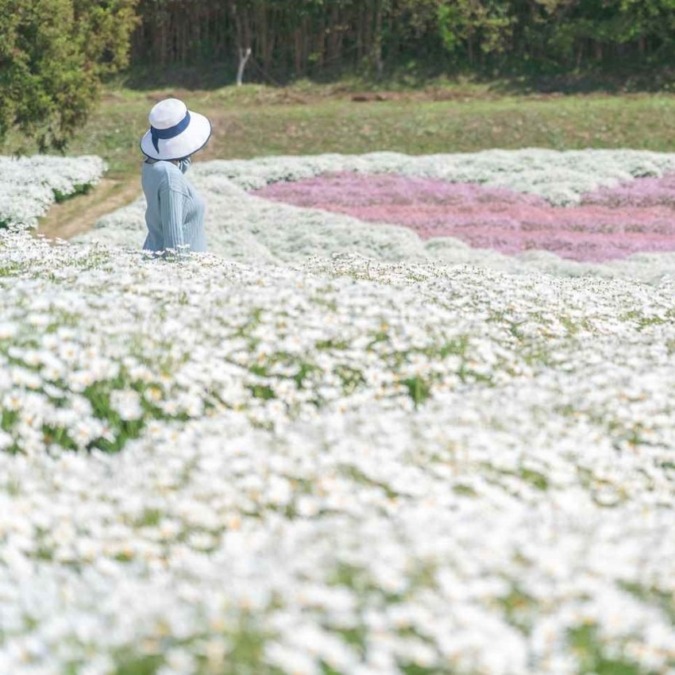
[131,0,675,78]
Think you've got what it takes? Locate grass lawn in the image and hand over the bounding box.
[3,81,675,180]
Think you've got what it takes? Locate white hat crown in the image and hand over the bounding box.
[149,98,188,130]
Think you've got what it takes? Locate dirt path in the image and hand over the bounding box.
[38,177,140,240]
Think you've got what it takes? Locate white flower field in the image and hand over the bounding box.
[0,152,674,674]
[0,156,106,230]
[80,149,675,281]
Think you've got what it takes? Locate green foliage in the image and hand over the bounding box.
[402,375,432,407]
[0,0,139,150]
[568,624,646,675]
[438,0,513,59]
[128,0,675,81]
[53,183,93,203]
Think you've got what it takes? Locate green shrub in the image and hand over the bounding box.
[0,0,139,150]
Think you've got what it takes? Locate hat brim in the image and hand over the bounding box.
[140,111,212,161]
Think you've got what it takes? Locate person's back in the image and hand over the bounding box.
[141,160,206,253]
[138,98,211,254]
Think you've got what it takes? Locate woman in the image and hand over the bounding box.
[139,98,212,253]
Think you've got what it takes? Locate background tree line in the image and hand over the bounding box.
[131,0,675,78]
[2,0,674,150]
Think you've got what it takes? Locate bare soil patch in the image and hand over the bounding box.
[38,178,140,240]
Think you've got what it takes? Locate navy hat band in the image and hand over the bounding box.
[150,111,191,153]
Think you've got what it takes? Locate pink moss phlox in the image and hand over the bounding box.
[253,172,675,262]
[582,173,675,208]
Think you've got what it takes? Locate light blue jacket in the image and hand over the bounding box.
[141,160,207,253]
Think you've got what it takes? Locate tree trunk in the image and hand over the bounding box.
[294,29,303,76]
[373,0,384,79]
[237,47,252,85]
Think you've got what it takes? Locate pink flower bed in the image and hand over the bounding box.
[253,173,675,262]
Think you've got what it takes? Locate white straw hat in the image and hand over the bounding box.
[140,98,211,161]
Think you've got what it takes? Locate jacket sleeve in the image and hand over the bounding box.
[158,180,187,251]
